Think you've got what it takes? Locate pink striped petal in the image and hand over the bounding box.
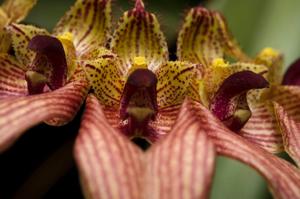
[145,102,215,199]
[274,102,300,166]
[186,99,300,199]
[241,101,283,153]
[53,0,112,57]
[74,94,144,199]
[0,80,89,152]
[0,54,28,99]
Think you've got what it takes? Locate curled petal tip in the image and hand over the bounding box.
[210,71,269,131]
[282,58,300,85]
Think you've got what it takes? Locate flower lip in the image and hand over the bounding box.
[28,35,67,92]
[120,68,158,138]
[282,58,300,85]
[210,70,269,131]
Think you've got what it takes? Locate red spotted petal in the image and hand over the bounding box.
[53,0,112,57]
[185,99,300,199]
[0,80,89,152]
[0,54,28,99]
[74,94,144,199]
[274,102,300,166]
[145,102,215,199]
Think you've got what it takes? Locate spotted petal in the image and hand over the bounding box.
[0,80,89,152]
[1,0,37,22]
[53,0,112,57]
[177,7,249,66]
[82,53,124,107]
[110,0,168,73]
[0,54,28,99]
[74,94,144,199]
[7,23,50,68]
[156,61,196,107]
[186,99,300,199]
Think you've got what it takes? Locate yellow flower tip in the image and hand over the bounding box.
[212,58,229,68]
[259,47,280,58]
[57,32,74,43]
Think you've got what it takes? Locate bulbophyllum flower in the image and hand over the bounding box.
[73,1,300,198]
[176,6,300,158]
[0,0,37,52]
[0,0,112,150]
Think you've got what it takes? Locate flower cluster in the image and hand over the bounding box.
[0,0,300,198]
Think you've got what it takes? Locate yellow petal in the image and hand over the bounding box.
[156,61,195,107]
[110,0,168,73]
[1,0,37,22]
[82,52,124,107]
[53,0,112,57]
[255,47,283,85]
[177,7,249,66]
[7,23,50,68]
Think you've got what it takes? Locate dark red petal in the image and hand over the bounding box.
[210,71,269,131]
[28,35,67,90]
[282,58,300,85]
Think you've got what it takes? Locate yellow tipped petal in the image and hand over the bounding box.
[7,23,50,68]
[255,47,283,85]
[111,2,168,73]
[82,52,124,107]
[1,0,37,23]
[53,0,112,57]
[177,7,249,66]
[156,61,195,107]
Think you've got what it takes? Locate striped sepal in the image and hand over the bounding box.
[0,54,28,98]
[145,103,215,199]
[241,102,283,153]
[74,94,144,199]
[0,80,89,152]
[274,102,300,166]
[110,0,168,73]
[1,0,37,22]
[7,23,50,68]
[186,99,300,199]
[53,0,112,57]
[177,7,249,66]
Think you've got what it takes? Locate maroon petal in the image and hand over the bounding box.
[210,71,269,131]
[28,35,67,90]
[186,99,300,199]
[282,58,300,85]
[0,80,89,152]
[74,94,144,199]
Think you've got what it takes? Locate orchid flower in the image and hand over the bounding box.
[71,1,300,199]
[0,0,37,52]
[0,0,299,198]
[176,6,300,158]
[0,0,113,151]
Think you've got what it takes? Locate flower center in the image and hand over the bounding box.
[120,63,158,140]
[25,35,68,95]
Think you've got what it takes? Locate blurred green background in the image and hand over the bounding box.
[16,0,300,198]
